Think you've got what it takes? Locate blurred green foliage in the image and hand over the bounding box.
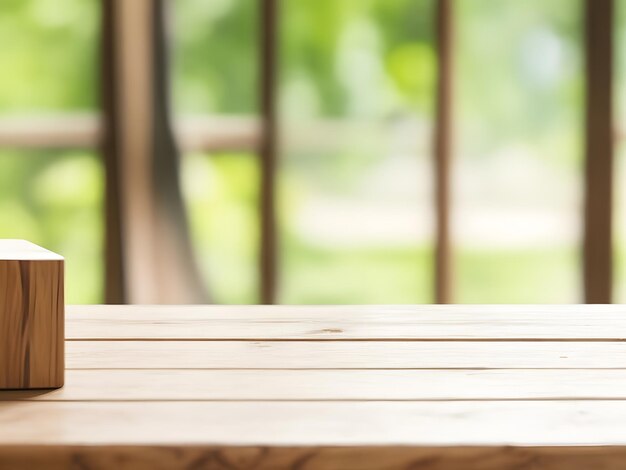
[0,0,97,111]
[0,0,623,303]
[0,0,100,303]
[0,151,102,303]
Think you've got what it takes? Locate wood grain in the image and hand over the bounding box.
[65,304,626,340]
[66,340,626,369]
[2,401,626,445]
[5,369,626,401]
[0,241,64,389]
[5,304,626,468]
[3,445,626,470]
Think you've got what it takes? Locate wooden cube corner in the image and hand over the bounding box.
[0,240,64,389]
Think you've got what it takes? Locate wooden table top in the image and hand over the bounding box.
[2,304,626,469]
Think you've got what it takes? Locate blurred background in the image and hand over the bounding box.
[0,0,623,304]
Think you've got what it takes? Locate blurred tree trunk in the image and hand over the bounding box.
[102,0,209,304]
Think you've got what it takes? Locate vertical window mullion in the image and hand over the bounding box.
[434,0,454,304]
[259,0,279,304]
[583,0,614,303]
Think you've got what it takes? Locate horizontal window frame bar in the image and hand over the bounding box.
[0,114,259,152]
[0,114,448,154]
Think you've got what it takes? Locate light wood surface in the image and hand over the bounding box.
[5,369,626,401]
[3,305,626,469]
[65,340,626,369]
[65,304,626,340]
[4,400,626,445]
[0,240,64,389]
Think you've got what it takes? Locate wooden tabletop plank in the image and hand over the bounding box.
[4,369,626,401]
[66,340,626,369]
[65,305,626,340]
[2,401,626,446]
[7,304,626,469]
[3,445,626,470]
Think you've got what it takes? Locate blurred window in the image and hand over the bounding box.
[0,0,622,304]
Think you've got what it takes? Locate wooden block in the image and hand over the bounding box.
[0,240,64,389]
